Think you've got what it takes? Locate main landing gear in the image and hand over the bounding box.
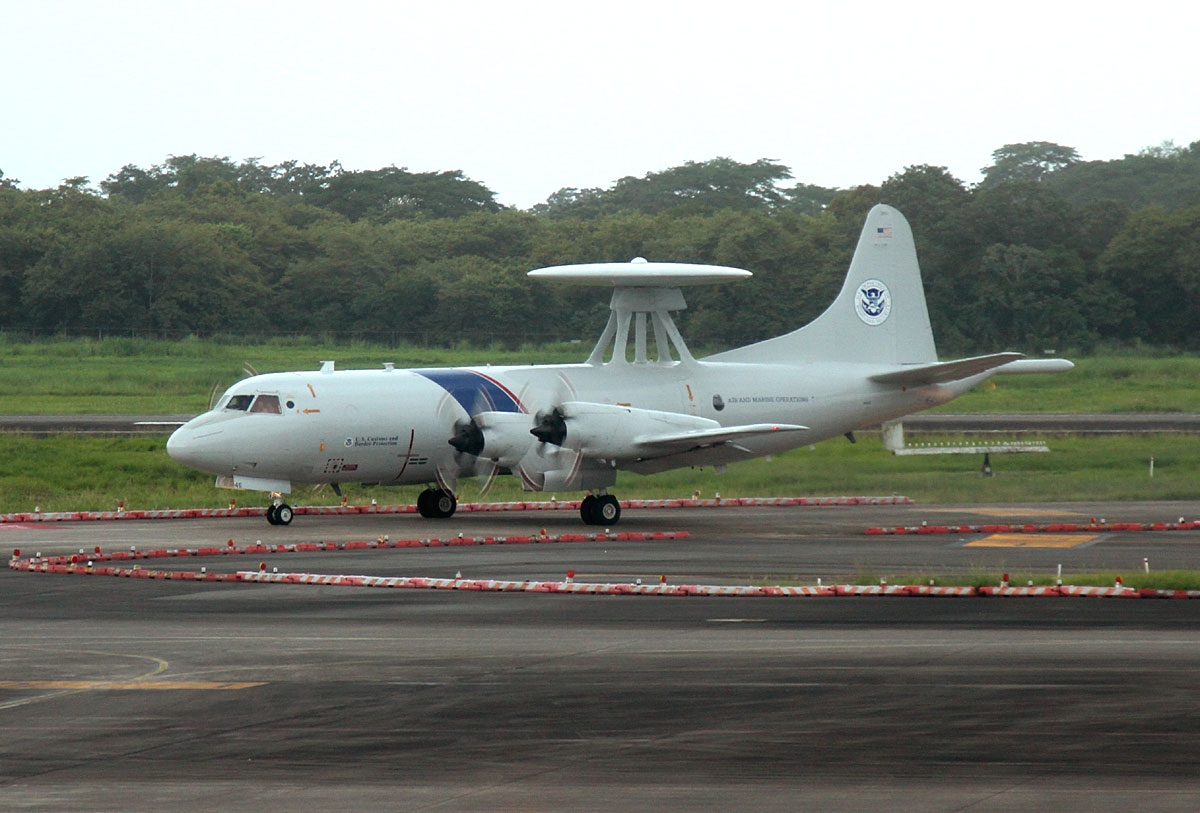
[579,493,621,526]
[266,502,294,526]
[417,487,457,519]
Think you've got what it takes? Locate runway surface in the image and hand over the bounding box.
[4,501,1200,810]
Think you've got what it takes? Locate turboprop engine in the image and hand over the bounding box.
[531,402,721,459]
[473,411,539,467]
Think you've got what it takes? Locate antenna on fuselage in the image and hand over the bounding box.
[527,259,752,366]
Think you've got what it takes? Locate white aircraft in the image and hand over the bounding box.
[166,204,1072,526]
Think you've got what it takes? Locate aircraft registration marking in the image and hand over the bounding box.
[0,680,265,690]
[965,533,1098,549]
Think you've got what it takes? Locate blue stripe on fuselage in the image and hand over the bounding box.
[416,369,525,415]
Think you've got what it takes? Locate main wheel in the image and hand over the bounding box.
[595,495,621,525]
[580,495,598,524]
[417,488,456,519]
[433,491,457,518]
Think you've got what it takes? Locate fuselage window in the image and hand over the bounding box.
[225,394,253,411]
[249,394,283,414]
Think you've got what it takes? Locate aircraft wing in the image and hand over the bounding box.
[868,352,1025,386]
[634,423,806,455]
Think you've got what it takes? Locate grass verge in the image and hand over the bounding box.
[3,337,1200,414]
[1,432,1196,513]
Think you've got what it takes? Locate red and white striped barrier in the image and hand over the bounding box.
[977,585,1065,597]
[11,532,1200,599]
[12,553,1200,599]
[0,495,914,524]
[7,530,687,569]
[232,571,844,597]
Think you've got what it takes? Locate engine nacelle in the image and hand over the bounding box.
[474,411,536,466]
[542,461,617,492]
[559,402,720,459]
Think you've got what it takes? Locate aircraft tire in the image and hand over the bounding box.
[275,503,294,525]
[596,495,621,524]
[579,495,598,524]
[433,491,456,518]
[418,488,456,519]
[266,504,279,525]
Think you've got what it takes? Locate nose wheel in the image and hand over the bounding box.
[266,502,294,525]
[580,494,620,525]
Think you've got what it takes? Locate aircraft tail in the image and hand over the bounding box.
[705,204,938,365]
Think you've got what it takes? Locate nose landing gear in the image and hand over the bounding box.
[266,501,294,525]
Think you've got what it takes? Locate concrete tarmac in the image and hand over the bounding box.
[4,502,1200,810]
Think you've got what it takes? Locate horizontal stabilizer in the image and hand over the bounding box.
[868,353,1025,386]
[994,358,1075,375]
[635,423,806,454]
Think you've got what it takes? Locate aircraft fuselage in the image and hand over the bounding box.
[166,360,978,490]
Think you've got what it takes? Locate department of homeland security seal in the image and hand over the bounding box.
[854,279,891,325]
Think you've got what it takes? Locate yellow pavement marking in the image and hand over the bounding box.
[0,680,264,690]
[965,533,1098,549]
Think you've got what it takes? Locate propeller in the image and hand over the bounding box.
[433,371,585,495]
[437,387,499,497]
[530,405,568,446]
[518,373,583,490]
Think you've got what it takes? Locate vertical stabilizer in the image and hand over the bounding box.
[705,204,938,365]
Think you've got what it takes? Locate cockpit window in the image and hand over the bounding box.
[249,394,282,414]
[225,394,253,411]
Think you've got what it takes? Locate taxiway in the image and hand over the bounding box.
[4,502,1200,810]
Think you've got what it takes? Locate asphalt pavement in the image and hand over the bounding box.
[4,502,1200,810]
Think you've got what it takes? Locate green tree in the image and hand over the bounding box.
[969,182,1077,250]
[534,158,798,217]
[962,244,1087,351]
[1045,142,1200,211]
[979,142,1081,188]
[303,167,501,222]
[1098,205,1200,347]
[0,185,46,322]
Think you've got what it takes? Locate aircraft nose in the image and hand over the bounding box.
[165,426,188,462]
[166,423,228,473]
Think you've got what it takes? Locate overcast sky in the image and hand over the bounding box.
[3,1,1197,208]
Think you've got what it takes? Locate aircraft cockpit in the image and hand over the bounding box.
[219,393,284,414]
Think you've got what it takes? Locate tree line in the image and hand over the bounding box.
[2,141,1200,354]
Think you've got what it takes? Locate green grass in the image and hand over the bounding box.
[0,336,589,414]
[0,433,1193,513]
[3,336,1200,414]
[1,338,1199,512]
[944,356,1200,413]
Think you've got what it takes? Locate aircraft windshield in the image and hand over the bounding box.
[223,394,282,414]
[250,394,282,414]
